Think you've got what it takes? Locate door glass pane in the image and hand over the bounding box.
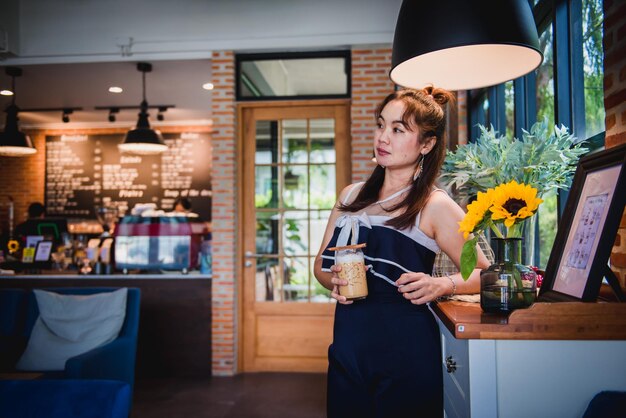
[256,211,279,254]
[255,166,278,209]
[283,257,309,302]
[282,119,308,164]
[310,256,333,303]
[282,165,308,209]
[309,165,336,209]
[283,211,309,256]
[253,114,338,304]
[256,256,279,302]
[310,210,332,256]
[255,120,278,164]
[310,119,335,163]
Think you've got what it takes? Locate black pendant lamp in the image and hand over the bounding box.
[0,67,36,157]
[390,0,542,91]
[118,62,167,155]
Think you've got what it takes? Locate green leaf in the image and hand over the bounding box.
[460,237,478,281]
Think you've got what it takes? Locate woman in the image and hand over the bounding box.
[314,87,489,417]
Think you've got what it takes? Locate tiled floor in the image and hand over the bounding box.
[131,373,327,418]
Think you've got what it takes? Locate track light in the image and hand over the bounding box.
[118,63,168,155]
[62,109,73,123]
[108,108,119,122]
[0,67,36,157]
[157,106,167,121]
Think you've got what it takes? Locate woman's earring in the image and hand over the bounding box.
[413,154,425,181]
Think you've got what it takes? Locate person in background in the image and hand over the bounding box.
[314,87,490,417]
[173,197,192,213]
[14,202,46,239]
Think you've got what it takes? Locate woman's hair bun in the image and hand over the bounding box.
[421,85,455,106]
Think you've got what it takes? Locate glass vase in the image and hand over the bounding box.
[480,238,537,313]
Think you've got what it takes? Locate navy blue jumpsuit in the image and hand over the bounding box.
[321,186,443,418]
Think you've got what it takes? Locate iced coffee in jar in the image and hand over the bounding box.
[329,243,368,300]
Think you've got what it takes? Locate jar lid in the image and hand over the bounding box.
[327,243,367,251]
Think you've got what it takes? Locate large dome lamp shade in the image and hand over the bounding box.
[390,0,543,91]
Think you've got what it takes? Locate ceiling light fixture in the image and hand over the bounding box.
[108,86,123,94]
[62,108,73,123]
[118,62,168,155]
[108,108,119,122]
[0,67,36,157]
[1,90,13,96]
[156,106,168,121]
[202,82,214,91]
[390,0,542,91]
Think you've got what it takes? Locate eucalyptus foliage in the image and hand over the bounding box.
[440,120,588,205]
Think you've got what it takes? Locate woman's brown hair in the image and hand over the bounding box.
[339,86,456,230]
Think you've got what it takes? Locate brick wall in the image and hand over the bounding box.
[210,50,237,376]
[0,134,45,233]
[604,0,626,288]
[350,48,395,182]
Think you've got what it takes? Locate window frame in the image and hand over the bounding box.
[235,50,352,102]
[465,0,602,266]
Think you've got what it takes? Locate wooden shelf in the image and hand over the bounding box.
[432,300,626,340]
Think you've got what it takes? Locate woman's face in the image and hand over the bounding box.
[374,99,428,170]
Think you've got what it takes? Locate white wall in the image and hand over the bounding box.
[2,0,402,64]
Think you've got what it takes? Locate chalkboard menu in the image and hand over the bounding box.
[45,132,212,221]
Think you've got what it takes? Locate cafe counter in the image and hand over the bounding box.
[0,273,212,378]
[431,300,626,418]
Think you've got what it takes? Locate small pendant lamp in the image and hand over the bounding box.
[118,62,167,155]
[0,67,36,157]
[390,0,542,91]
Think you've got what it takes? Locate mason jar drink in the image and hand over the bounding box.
[329,243,368,300]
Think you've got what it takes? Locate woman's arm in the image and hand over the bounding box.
[313,185,353,290]
[397,191,490,304]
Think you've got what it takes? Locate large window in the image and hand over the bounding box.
[466,0,605,268]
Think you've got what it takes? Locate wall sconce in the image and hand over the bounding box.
[0,67,36,157]
[390,0,542,91]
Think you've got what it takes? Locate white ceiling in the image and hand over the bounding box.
[0,59,213,127]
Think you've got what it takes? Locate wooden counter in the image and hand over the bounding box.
[432,300,626,340]
[0,275,212,378]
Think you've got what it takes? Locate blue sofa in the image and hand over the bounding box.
[0,379,131,418]
[0,287,140,390]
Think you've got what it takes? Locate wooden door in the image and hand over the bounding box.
[239,100,350,372]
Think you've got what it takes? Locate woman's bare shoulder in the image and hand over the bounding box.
[338,182,365,205]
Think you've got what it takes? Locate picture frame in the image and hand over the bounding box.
[539,144,626,302]
[34,240,54,263]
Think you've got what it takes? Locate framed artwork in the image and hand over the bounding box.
[539,144,626,302]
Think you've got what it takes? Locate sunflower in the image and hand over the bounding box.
[7,239,19,253]
[458,189,494,239]
[489,180,543,228]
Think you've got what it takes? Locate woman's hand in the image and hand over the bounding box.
[329,264,353,305]
[396,272,450,305]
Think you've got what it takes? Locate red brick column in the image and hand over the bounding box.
[350,48,395,183]
[210,50,237,375]
[604,0,626,287]
[0,135,45,234]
